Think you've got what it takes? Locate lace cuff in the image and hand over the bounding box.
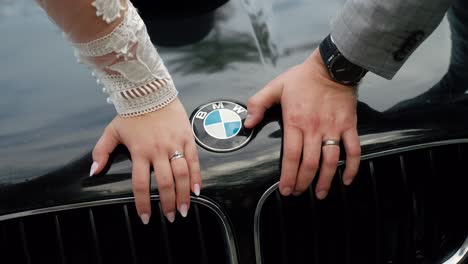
[73,0,177,118]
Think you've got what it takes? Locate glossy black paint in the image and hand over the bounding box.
[0,1,467,263]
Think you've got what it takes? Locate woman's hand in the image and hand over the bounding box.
[89,98,201,224]
[245,49,361,199]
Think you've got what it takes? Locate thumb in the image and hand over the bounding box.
[90,126,119,176]
[244,77,283,128]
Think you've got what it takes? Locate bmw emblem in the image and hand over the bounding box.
[191,100,253,152]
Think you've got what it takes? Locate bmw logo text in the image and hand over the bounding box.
[191,101,253,152]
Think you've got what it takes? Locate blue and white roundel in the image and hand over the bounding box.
[203,109,242,139]
[191,101,253,152]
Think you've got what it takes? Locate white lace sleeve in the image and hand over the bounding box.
[72,0,178,118]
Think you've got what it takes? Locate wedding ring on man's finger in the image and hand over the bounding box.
[322,139,340,147]
[170,150,184,161]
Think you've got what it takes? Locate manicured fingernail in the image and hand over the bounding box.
[343,178,353,186]
[179,203,188,218]
[140,213,150,225]
[281,187,292,196]
[244,114,252,125]
[89,161,99,177]
[193,184,201,196]
[166,212,175,223]
[316,190,328,200]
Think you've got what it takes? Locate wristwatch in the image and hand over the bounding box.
[319,34,367,86]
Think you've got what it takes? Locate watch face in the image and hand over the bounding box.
[329,55,366,85]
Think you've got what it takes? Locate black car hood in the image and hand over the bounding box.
[1,0,467,215]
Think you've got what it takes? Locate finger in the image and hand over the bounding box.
[316,139,340,199]
[185,140,202,196]
[245,77,283,128]
[91,126,119,176]
[154,158,176,223]
[131,158,151,225]
[294,135,321,195]
[170,154,191,218]
[342,129,361,185]
[279,126,303,196]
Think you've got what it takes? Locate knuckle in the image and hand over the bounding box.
[132,180,147,194]
[247,97,259,109]
[129,144,144,154]
[184,135,195,144]
[342,116,356,126]
[303,158,319,171]
[185,152,199,164]
[305,116,320,130]
[323,157,338,167]
[286,112,303,126]
[347,146,361,157]
[284,146,301,161]
[338,114,357,129]
[322,114,336,125]
[151,143,163,155]
[158,177,174,190]
[175,170,189,180]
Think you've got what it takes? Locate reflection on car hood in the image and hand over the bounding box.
[1,0,467,209]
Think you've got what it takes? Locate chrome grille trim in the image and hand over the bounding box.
[122,204,138,264]
[443,236,468,264]
[359,139,468,163]
[18,219,31,264]
[0,195,238,264]
[53,214,66,264]
[88,208,103,264]
[254,139,468,264]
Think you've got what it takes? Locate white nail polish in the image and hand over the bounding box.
[166,212,175,223]
[89,161,99,177]
[179,204,188,218]
[193,184,201,196]
[140,213,150,225]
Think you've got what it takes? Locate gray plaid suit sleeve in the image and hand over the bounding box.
[331,0,454,79]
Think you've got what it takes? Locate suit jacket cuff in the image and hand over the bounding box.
[330,0,452,80]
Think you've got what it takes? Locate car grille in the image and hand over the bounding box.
[256,143,468,264]
[0,198,235,264]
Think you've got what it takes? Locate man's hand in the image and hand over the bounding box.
[244,49,361,199]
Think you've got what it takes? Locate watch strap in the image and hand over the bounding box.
[319,34,339,67]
